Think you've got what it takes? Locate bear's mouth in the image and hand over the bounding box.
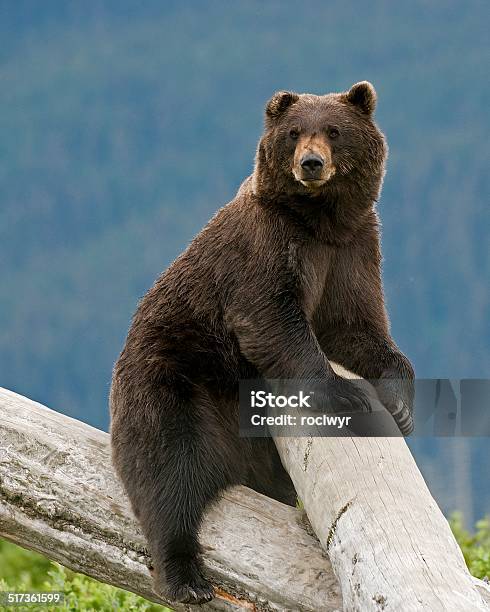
[293,167,336,189]
[299,179,327,188]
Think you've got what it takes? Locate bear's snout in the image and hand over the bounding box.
[293,135,335,189]
[300,153,324,177]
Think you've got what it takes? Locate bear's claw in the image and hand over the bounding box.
[167,581,215,604]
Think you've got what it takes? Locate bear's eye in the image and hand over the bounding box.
[289,129,300,140]
[328,127,340,139]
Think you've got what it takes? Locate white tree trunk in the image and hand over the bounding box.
[274,363,490,611]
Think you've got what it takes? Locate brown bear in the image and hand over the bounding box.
[110,81,414,604]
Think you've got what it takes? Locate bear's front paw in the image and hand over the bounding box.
[321,376,373,414]
[375,376,414,435]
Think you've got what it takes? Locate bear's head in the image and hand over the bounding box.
[253,82,387,206]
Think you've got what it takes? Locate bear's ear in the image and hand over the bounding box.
[265,91,299,121]
[343,81,377,115]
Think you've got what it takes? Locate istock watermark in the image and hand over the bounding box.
[0,592,65,607]
[239,379,490,437]
[250,389,312,409]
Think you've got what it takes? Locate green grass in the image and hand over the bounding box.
[0,539,171,611]
[0,515,488,609]
[449,513,490,580]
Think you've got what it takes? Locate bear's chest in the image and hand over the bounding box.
[288,239,333,322]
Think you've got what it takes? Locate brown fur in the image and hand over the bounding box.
[110,82,414,605]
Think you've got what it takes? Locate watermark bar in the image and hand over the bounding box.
[239,379,490,437]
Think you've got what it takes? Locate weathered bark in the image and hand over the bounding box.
[0,387,341,611]
[273,363,490,611]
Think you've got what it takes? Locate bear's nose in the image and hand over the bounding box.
[300,154,324,173]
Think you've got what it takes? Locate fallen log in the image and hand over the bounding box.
[0,387,340,611]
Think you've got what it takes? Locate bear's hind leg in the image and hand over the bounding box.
[111,386,235,604]
[149,442,218,604]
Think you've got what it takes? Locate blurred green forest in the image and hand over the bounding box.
[0,2,488,521]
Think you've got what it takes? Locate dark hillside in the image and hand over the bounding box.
[0,0,488,522]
